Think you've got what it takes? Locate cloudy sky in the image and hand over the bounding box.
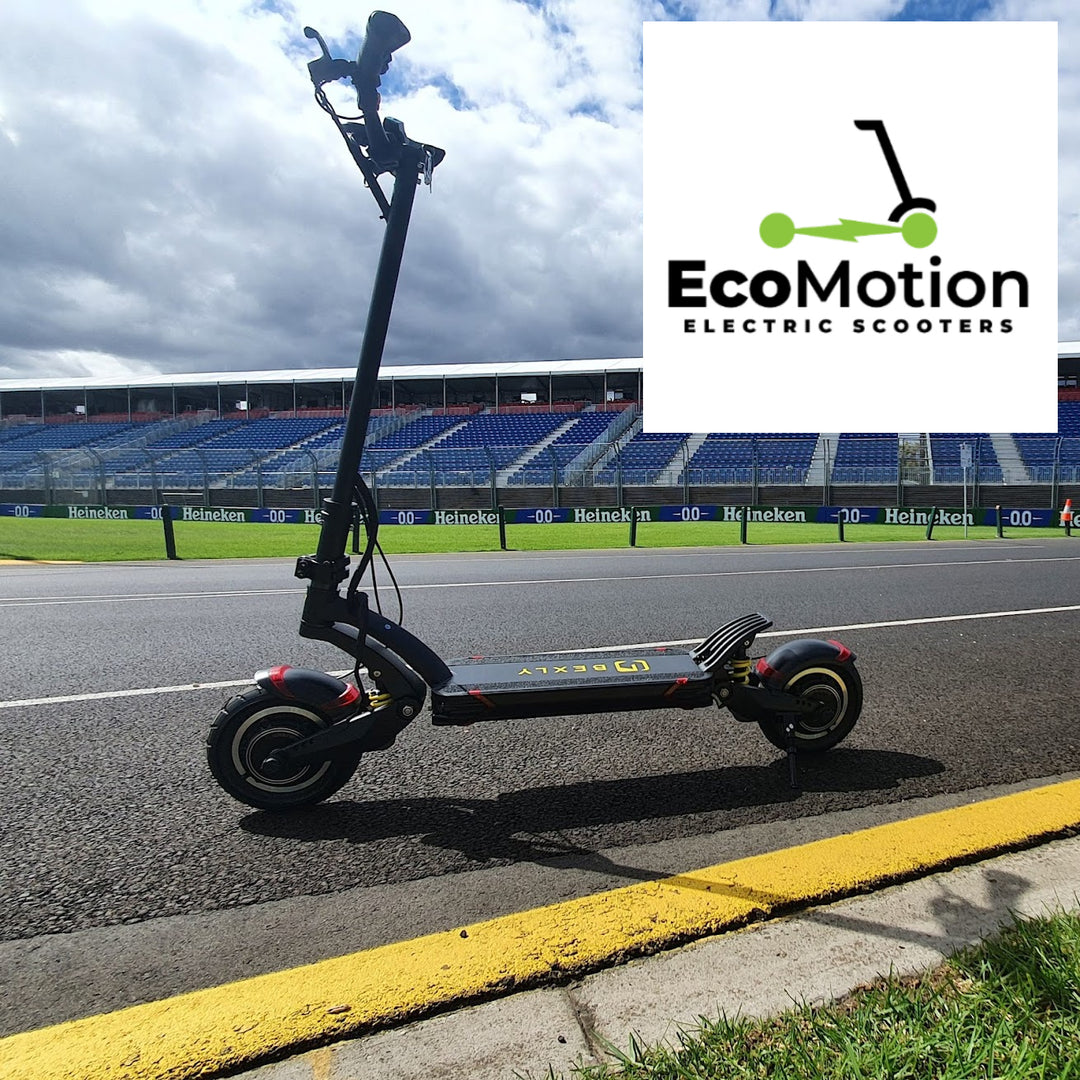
[0,0,1074,383]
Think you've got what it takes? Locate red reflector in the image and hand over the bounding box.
[827,639,852,663]
[755,658,777,680]
[664,676,689,697]
[268,665,293,697]
[468,689,495,708]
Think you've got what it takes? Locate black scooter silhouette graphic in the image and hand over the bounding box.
[760,119,937,250]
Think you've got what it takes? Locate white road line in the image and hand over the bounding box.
[0,671,354,711]
[2,555,1079,608]
[1,605,1077,710]
[0,588,299,607]
[600,603,1080,652]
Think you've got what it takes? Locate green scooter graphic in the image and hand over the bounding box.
[761,120,937,249]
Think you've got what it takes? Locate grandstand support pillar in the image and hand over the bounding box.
[427,451,437,510]
[823,437,832,507]
[1051,438,1062,511]
[39,453,53,505]
[196,449,210,507]
[88,448,107,506]
[144,449,160,504]
[973,443,982,510]
[486,445,497,509]
[615,452,623,507]
[254,451,265,509]
[751,448,760,506]
[550,448,559,508]
[682,443,690,504]
[368,471,380,511]
[304,451,319,509]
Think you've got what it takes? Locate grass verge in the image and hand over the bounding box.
[0,516,1069,562]
[556,909,1080,1080]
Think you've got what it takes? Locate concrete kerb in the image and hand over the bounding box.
[4,778,1080,1080]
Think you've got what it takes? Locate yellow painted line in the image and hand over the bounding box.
[5,778,1080,1080]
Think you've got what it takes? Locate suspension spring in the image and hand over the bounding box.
[728,657,752,684]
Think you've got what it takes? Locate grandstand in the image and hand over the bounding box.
[0,352,1077,511]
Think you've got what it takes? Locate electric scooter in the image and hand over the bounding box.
[206,12,864,811]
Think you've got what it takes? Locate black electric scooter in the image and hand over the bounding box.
[206,12,864,811]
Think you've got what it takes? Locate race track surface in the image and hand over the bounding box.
[2,538,1078,1034]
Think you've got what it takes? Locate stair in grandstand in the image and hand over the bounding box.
[659,433,708,485]
[987,433,1032,484]
[808,433,839,486]
[503,410,631,487]
[369,416,473,482]
[597,430,690,485]
[493,417,580,485]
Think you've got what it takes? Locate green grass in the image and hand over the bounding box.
[550,909,1080,1080]
[0,515,1070,562]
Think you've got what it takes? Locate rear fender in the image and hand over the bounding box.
[254,665,361,714]
[754,639,855,688]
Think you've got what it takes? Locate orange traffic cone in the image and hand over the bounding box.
[1063,497,1074,531]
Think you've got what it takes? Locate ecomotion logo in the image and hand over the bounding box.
[670,118,1027,339]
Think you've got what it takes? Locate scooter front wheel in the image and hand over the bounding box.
[207,687,361,811]
[757,661,863,753]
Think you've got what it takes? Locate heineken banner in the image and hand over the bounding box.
[0,503,1063,528]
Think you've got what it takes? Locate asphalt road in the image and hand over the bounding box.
[2,537,1080,1034]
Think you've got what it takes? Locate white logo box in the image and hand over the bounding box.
[642,20,1058,434]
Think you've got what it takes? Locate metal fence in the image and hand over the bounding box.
[2,435,1078,508]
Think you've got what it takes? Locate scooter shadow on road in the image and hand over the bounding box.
[242,749,945,875]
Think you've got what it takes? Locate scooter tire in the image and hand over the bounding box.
[757,661,863,753]
[207,687,361,811]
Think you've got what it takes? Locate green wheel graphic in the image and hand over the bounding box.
[901,212,936,248]
[759,212,795,249]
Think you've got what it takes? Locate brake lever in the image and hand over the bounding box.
[304,26,356,88]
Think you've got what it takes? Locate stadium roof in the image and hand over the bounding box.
[0,357,642,393]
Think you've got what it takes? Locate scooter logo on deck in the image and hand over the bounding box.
[760,121,936,250]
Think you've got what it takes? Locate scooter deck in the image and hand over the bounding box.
[430,646,714,724]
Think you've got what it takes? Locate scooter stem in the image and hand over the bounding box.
[314,141,423,566]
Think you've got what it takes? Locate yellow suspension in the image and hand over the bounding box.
[728,657,752,684]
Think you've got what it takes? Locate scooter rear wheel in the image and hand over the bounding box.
[207,687,361,811]
[757,661,862,753]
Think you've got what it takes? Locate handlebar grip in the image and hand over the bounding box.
[355,11,411,91]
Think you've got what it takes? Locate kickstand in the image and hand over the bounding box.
[784,719,800,791]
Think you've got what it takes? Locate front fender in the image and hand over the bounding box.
[754,638,855,688]
[254,665,361,713]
